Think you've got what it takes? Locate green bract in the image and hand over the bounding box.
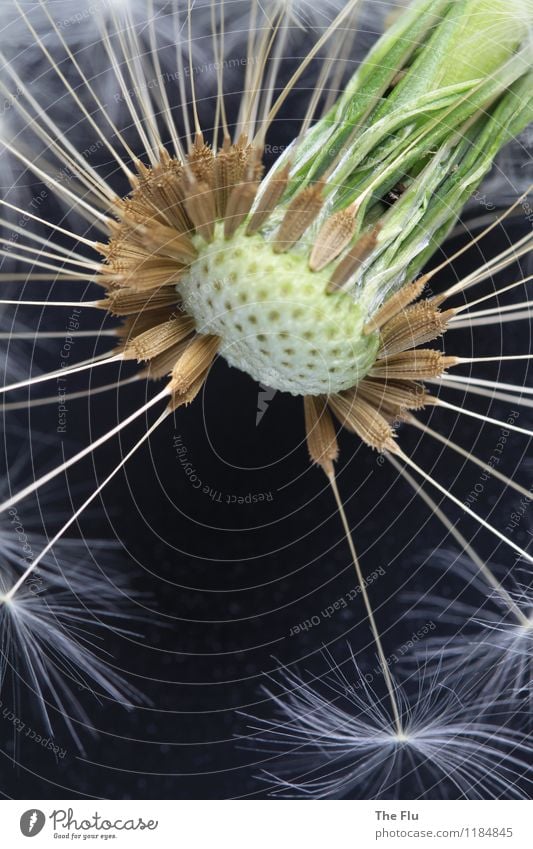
[266,0,533,307]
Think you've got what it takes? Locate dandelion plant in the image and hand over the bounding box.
[0,0,532,798]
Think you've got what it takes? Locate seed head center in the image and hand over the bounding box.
[178,226,379,396]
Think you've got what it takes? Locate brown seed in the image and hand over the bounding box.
[99,287,179,316]
[187,133,215,185]
[309,208,357,272]
[370,349,457,380]
[329,392,395,452]
[224,181,260,240]
[140,224,198,264]
[274,181,325,254]
[126,158,190,232]
[213,138,253,217]
[183,175,218,242]
[327,225,381,292]
[122,316,196,362]
[303,395,338,477]
[100,259,184,292]
[115,307,183,346]
[168,370,210,411]
[354,377,430,423]
[246,162,291,235]
[378,303,454,357]
[169,334,220,396]
[143,338,193,380]
[362,278,427,335]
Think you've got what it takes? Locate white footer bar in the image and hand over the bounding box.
[4,799,532,848]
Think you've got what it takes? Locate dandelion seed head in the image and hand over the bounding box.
[98,129,452,434]
[179,226,377,395]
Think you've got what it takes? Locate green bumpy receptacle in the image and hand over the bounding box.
[178,227,379,396]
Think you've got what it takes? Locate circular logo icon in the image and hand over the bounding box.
[20,810,46,837]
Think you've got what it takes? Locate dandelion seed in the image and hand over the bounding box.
[243,653,533,799]
[0,559,141,750]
